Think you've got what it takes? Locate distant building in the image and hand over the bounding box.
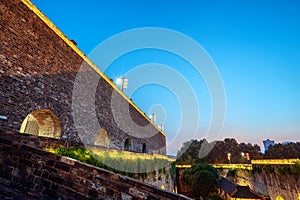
[263,139,275,151]
[282,141,294,145]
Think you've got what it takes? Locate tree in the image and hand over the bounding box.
[264,142,300,159]
[176,138,263,165]
[176,139,203,164]
[182,164,219,200]
[290,160,300,175]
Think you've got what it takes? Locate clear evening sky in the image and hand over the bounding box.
[31,0,300,154]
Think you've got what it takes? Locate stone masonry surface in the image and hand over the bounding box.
[0,0,166,154]
[0,132,190,199]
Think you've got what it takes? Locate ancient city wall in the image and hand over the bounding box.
[235,168,300,200]
[0,0,166,154]
[0,133,188,199]
[0,130,176,192]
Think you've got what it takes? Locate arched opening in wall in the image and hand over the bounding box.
[124,138,132,151]
[142,143,147,153]
[94,128,110,147]
[20,109,61,139]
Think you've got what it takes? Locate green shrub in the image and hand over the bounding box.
[290,161,300,175]
[252,165,262,174]
[52,146,174,180]
[263,165,274,174]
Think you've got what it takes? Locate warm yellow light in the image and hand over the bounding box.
[251,159,300,165]
[276,196,284,200]
[90,147,174,162]
[175,164,192,168]
[212,164,252,170]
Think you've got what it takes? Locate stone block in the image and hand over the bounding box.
[54,162,71,172]
[129,188,149,199]
[121,192,133,200]
[88,189,98,198]
[33,169,42,176]
[35,177,52,188]
[60,156,75,166]
[49,174,65,185]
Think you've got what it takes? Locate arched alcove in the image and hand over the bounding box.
[142,143,147,153]
[20,109,61,139]
[94,128,110,147]
[124,138,132,151]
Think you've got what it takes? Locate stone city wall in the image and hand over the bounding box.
[0,0,166,154]
[0,134,189,199]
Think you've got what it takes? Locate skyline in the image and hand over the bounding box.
[31,0,300,154]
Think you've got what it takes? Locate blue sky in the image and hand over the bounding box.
[31,0,300,154]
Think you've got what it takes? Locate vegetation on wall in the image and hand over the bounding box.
[252,161,300,177]
[275,160,300,177]
[48,146,174,180]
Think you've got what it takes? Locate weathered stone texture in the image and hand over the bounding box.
[1,130,175,191]
[0,134,190,199]
[235,168,300,200]
[0,0,166,154]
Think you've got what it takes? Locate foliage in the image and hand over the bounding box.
[275,166,291,175]
[176,138,263,164]
[263,165,275,174]
[252,165,262,174]
[55,146,100,167]
[264,142,300,159]
[274,161,300,177]
[205,195,224,200]
[290,160,300,175]
[176,140,203,164]
[52,146,174,179]
[257,161,300,177]
[182,164,219,199]
[169,161,177,181]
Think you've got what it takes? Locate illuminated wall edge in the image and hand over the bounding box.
[20,0,166,138]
